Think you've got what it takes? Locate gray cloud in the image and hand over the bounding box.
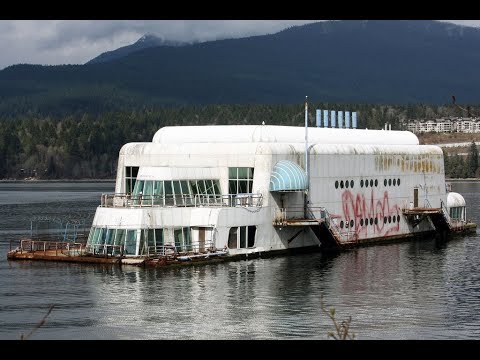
[38,20,317,49]
[0,20,478,70]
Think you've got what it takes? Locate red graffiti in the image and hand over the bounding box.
[338,189,400,238]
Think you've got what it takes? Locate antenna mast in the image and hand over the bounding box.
[304,96,309,218]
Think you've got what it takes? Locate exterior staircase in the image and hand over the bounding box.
[273,206,357,250]
[402,200,452,232]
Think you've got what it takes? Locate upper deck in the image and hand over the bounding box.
[99,192,263,208]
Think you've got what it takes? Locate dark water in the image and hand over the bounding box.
[0,181,479,340]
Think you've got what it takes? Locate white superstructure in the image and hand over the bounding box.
[85,124,470,259]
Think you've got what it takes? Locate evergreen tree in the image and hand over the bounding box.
[443,152,451,178]
[467,141,478,178]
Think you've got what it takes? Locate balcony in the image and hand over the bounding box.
[99,193,263,208]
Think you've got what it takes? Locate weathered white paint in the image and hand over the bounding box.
[152,125,419,145]
[447,192,466,207]
[88,125,467,258]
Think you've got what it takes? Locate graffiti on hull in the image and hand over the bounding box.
[333,190,401,238]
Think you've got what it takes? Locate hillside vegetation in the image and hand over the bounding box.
[1,102,479,180]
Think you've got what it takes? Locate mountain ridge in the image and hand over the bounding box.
[86,33,190,65]
[1,20,480,117]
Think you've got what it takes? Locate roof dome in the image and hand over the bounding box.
[447,192,466,207]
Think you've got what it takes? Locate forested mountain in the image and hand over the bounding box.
[1,20,480,118]
[1,20,480,180]
[0,103,478,180]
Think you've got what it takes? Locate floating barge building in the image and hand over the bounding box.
[8,109,476,266]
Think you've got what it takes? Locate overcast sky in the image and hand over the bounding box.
[0,20,478,70]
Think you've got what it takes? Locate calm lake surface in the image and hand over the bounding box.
[0,181,479,340]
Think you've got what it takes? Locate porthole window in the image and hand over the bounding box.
[365,180,369,188]
[345,221,349,228]
[375,179,378,187]
[393,179,397,186]
[384,217,387,224]
[374,218,378,225]
[388,216,392,223]
[350,180,354,188]
[388,179,392,186]
[345,180,349,188]
[365,218,368,226]
[335,180,339,189]
[393,216,396,223]
[370,218,373,225]
[360,219,364,226]
[360,179,364,187]
[340,180,344,189]
[397,178,401,186]
[384,179,387,186]
[350,220,354,228]
[397,215,400,223]
[340,221,344,228]
[370,179,373,187]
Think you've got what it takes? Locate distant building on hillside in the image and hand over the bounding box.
[404,117,480,134]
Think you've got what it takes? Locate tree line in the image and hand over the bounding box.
[0,102,478,180]
[444,141,479,179]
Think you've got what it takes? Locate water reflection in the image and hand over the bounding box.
[0,181,480,339]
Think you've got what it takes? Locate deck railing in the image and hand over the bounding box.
[145,239,217,258]
[100,193,263,208]
[85,244,125,257]
[10,239,87,257]
[273,206,357,244]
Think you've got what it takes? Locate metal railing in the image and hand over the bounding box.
[308,206,357,244]
[439,200,469,230]
[85,244,124,257]
[439,200,452,224]
[100,193,263,209]
[274,206,328,224]
[10,239,87,257]
[274,206,357,244]
[145,239,217,258]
